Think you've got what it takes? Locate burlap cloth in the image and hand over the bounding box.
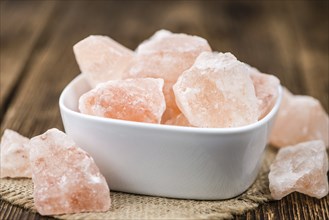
[0,147,276,219]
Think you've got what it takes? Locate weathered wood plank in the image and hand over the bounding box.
[0,1,56,114]
[260,2,308,95]
[287,0,328,111]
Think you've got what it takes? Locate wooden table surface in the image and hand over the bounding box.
[1,1,328,219]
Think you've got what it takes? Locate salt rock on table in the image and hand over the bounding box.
[269,140,329,200]
[73,35,134,87]
[173,52,259,128]
[29,128,110,215]
[270,88,329,148]
[79,78,165,124]
[125,29,212,122]
[0,129,31,178]
[248,66,280,119]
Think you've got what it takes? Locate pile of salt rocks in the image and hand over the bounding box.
[0,30,328,215]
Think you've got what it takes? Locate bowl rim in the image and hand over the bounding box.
[59,74,283,134]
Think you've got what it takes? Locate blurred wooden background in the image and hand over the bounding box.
[1,0,328,219]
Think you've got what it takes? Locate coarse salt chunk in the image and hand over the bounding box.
[73,35,134,87]
[79,78,166,124]
[164,113,192,127]
[29,128,111,215]
[173,52,259,128]
[0,129,31,178]
[248,66,280,119]
[270,88,329,148]
[269,140,328,200]
[136,29,211,56]
[125,30,212,121]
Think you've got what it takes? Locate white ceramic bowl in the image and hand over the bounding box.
[59,74,282,200]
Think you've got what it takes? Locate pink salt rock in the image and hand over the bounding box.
[173,52,259,128]
[73,35,134,87]
[125,30,212,121]
[270,88,329,148]
[0,129,31,178]
[79,78,166,124]
[29,128,110,215]
[269,140,328,200]
[162,82,181,122]
[165,113,192,127]
[127,57,183,122]
[248,66,280,119]
[136,29,211,58]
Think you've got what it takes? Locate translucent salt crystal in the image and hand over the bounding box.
[138,29,172,43]
[73,35,134,87]
[79,78,166,124]
[270,88,329,148]
[162,82,181,122]
[136,29,211,56]
[127,54,198,90]
[125,30,211,121]
[126,56,184,122]
[248,66,280,119]
[269,140,328,200]
[173,52,259,128]
[0,129,31,178]
[29,128,110,215]
[165,113,192,127]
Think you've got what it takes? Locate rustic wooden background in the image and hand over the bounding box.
[1,0,328,219]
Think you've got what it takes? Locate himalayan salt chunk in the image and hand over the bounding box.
[165,113,192,127]
[136,29,211,57]
[173,52,259,128]
[0,129,31,178]
[161,82,181,122]
[270,88,329,148]
[269,140,328,200]
[125,30,212,121]
[73,35,134,87]
[79,78,166,124]
[29,128,110,215]
[248,66,280,119]
[126,55,186,122]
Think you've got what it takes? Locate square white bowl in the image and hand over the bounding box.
[59,74,282,200]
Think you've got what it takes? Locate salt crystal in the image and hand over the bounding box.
[162,82,181,122]
[73,35,134,87]
[29,128,110,215]
[0,129,31,178]
[269,140,328,200]
[138,29,172,43]
[165,113,192,127]
[173,52,259,128]
[79,78,166,124]
[136,29,211,56]
[270,88,329,148]
[248,66,280,119]
[125,30,211,121]
[127,54,197,89]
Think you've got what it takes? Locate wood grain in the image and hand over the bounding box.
[0,1,56,114]
[287,1,328,111]
[0,1,328,219]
